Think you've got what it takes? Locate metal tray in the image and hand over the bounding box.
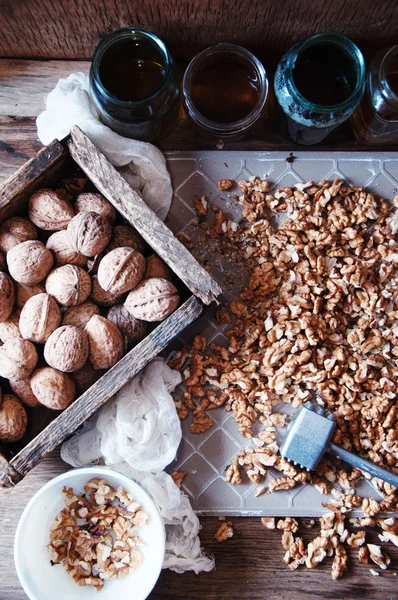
[164,151,398,516]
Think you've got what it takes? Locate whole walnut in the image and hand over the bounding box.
[145,255,172,281]
[67,211,112,257]
[0,395,27,442]
[90,274,124,307]
[46,265,91,306]
[0,217,37,253]
[106,224,146,254]
[44,325,89,372]
[74,193,116,224]
[125,278,180,322]
[46,230,87,267]
[29,189,74,230]
[0,309,21,343]
[31,367,75,410]
[7,240,53,285]
[62,300,100,329]
[107,304,147,348]
[16,282,45,309]
[0,272,15,322]
[0,338,38,381]
[85,315,123,370]
[72,362,104,394]
[19,293,61,343]
[10,378,39,407]
[97,247,145,295]
[0,251,6,272]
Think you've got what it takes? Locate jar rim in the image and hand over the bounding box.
[182,43,268,135]
[283,33,366,114]
[379,45,398,105]
[91,27,171,107]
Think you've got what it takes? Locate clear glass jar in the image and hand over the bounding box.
[90,28,180,141]
[274,34,365,145]
[351,46,398,145]
[182,43,268,140]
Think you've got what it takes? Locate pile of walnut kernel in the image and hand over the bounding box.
[48,478,148,590]
[168,176,398,579]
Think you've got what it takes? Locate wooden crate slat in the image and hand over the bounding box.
[67,126,222,306]
[0,139,69,220]
[8,295,203,482]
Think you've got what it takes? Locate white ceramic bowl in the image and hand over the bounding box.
[14,466,165,600]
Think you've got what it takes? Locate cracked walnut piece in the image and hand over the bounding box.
[48,478,148,590]
[215,521,234,542]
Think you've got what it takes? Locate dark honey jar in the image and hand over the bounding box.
[90,28,180,141]
[182,43,268,140]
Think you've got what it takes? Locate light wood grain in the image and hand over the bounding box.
[1,0,397,64]
[68,126,222,304]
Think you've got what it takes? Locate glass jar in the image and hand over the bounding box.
[90,28,180,141]
[182,43,268,140]
[351,46,398,145]
[274,34,365,145]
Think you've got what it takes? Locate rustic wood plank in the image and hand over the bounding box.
[0,59,90,117]
[67,126,222,304]
[7,295,203,481]
[0,138,70,220]
[0,0,397,64]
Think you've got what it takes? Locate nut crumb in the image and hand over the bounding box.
[215,521,234,542]
[218,179,233,191]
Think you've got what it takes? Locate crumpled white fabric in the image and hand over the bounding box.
[36,72,172,220]
[61,359,215,574]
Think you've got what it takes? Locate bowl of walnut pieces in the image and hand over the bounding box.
[14,466,165,599]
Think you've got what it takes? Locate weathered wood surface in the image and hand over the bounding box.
[5,295,203,483]
[0,138,69,220]
[67,126,222,304]
[1,0,397,64]
[1,450,398,600]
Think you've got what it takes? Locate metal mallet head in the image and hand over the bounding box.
[281,402,335,471]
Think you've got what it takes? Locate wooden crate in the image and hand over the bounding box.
[0,126,221,487]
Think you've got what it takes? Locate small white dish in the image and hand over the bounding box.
[14,466,165,600]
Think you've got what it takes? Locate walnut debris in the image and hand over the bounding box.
[176,231,194,249]
[171,471,187,488]
[218,179,233,191]
[48,478,148,590]
[195,196,208,217]
[215,521,234,542]
[261,517,276,529]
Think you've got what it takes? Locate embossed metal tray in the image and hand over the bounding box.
[164,151,398,516]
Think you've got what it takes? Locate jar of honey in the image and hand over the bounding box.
[90,28,180,141]
[182,43,268,140]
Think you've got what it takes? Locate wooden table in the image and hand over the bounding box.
[1,59,398,600]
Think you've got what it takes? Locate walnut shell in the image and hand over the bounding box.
[10,378,39,407]
[85,315,123,370]
[124,278,180,322]
[107,304,147,348]
[67,211,112,257]
[0,272,15,322]
[97,247,145,295]
[106,224,145,254]
[46,265,91,307]
[62,300,100,329]
[19,293,61,343]
[31,367,75,410]
[74,193,116,224]
[0,395,27,442]
[90,275,124,307]
[0,217,38,253]
[46,230,87,267]
[0,338,38,380]
[16,282,45,309]
[29,189,74,230]
[72,363,104,394]
[145,254,172,281]
[0,251,5,272]
[7,240,53,285]
[44,325,89,372]
[0,309,21,343]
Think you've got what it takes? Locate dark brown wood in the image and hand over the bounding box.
[0,0,397,65]
[67,126,222,305]
[0,139,69,220]
[8,295,203,481]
